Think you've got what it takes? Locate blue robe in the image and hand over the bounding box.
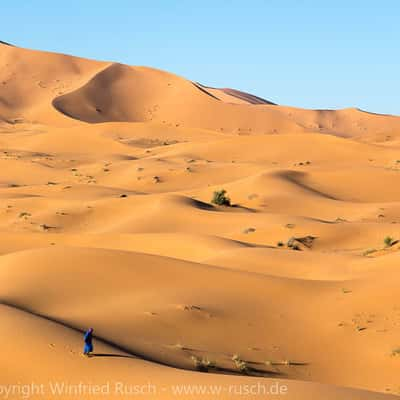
[83,330,93,354]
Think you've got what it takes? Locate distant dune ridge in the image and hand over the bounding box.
[193,83,277,105]
[1,41,399,136]
[1,41,400,399]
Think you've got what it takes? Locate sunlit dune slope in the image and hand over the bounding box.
[1,42,400,398]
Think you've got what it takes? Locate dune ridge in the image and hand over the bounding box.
[193,83,277,105]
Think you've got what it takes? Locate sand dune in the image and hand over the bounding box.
[2,305,394,400]
[1,42,400,398]
[194,83,277,105]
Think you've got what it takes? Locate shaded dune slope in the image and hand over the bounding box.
[194,83,277,105]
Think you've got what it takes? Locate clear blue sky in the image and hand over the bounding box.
[2,1,399,115]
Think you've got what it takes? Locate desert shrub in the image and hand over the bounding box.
[277,241,284,247]
[391,348,400,357]
[191,356,216,372]
[286,237,295,248]
[212,189,231,206]
[232,354,248,374]
[384,236,394,247]
[363,248,376,256]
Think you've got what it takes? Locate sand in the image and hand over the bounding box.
[1,42,400,399]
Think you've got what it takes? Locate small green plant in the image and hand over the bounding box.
[384,236,394,247]
[356,326,367,332]
[391,348,400,357]
[191,356,202,370]
[19,212,31,218]
[212,189,231,206]
[191,356,216,372]
[286,237,295,247]
[201,358,215,370]
[265,359,304,366]
[40,224,53,231]
[232,354,248,374]
[363,248,376,256]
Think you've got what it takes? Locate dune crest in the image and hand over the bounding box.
[194,83,277,105]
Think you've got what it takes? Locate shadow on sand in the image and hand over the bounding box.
[89,353,137,359]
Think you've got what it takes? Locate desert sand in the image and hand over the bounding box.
[1,41,400,399]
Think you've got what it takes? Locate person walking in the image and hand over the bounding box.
[83,328,94,356]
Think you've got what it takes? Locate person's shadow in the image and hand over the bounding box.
[89,353,137,359]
